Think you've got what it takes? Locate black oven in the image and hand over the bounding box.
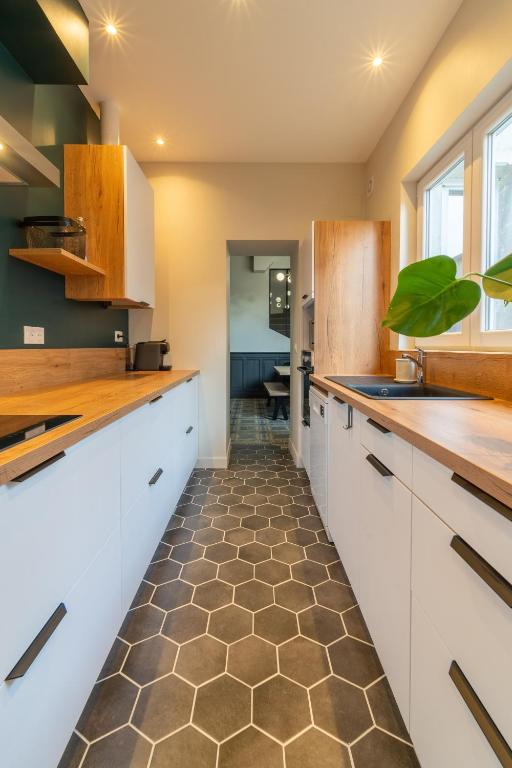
[297,350,313,427]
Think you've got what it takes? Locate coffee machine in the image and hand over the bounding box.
[134,340,171,371]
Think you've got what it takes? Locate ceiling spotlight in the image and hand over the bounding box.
[0,143,4,151]
[372,56,383,68]
[155,137,165,146]
[276,272,285,281]
[105,23,118,36]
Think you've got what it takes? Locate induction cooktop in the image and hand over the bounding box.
[0,415,80,453]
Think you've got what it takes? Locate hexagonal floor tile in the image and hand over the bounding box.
[272,542,305,565]
[328,637,383,687]
[299,605,345,646]
[256,527,286,546]
[213,514,241,531]
[275,580,314,612]
[267,494,294,507]
[123,635,178,685]
[193,674,251,742]
[351,727,420,768]
[193,493,218,507]
[239,542,271,563]
[253,675,311,742]
[235,580,274,611]
[118,604,165,643]
[327,561,349,584]
[285,727,351,768]
[227,635,277,686]
[144,558,181,586]
[129,580,154,610]
[152,579,194,611]
[314,580,356,612]
[290,560,328,586]
[192,527,224,546]
[180,558,218,585]
[285,527,317,546]
[306,543,339,565]
[254,559,290,586]
[224,527,255,546]
[254,605,298,645]
[81,726,151,768]
[279,636,330,687]
[299,516,324,532]
[310,675,372,742]
[177,502,203,518]
[76,675,138,741]
[162,527,193,546]
[193,579,233,611]
[162,604,208,644]
[242,515,270,531]
[366,677,410,741]
[271,515,298,531]
[229,503,256,518]
[182,514,212,531]
[219,726,284,768]
[132,674,194,741]
[202,502,230,517]
[151,542,172,563]
[243,493,268,506]
[342,605,373,644]
[205,541,238,563]
[208,604,252,644]
[293,494,315,507]
[217,558,254,584]
[97,637,130,681]
[175,635,227,685]
[151,726,217,768]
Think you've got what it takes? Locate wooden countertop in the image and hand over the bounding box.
[0,370,199,485]
[311,374,512,509]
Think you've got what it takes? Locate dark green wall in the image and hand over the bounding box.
[0,43,128,348]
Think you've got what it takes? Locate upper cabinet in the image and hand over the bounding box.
[64,145,155,308]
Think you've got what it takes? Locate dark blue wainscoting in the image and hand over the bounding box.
[230,352,291,398]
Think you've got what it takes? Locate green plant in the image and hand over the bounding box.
[381,254,512,337]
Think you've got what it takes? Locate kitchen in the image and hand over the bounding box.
[0,2,511,767]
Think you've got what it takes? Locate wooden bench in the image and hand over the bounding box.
[264,381,290,420]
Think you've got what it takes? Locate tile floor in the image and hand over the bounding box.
[230,398,289,445]
[59,440,420,768]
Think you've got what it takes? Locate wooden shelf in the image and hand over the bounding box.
[9,248,106,278]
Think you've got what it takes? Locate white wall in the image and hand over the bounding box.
[132,163,365,466]
[230,254,290,353]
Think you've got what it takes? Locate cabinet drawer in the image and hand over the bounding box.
[0,532,122,768]
[413,448,512,583]
[120,402,157,512]
[360,414,412,487]
[0,423,120,681]
[411,597,508,768]
[412,496,512,744]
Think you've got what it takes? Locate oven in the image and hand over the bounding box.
[297,351,314,427]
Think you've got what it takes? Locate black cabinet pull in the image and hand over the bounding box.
[187,378,193,383]
[186,426,194,434]
[365,453,393,477]
[149,395,163,404]
[302,294,308,300]
[5,603,67,681]
[450,536,512,609]
[11,451,66,483]
[451,473,512,523]
[367,417,391,434]
[149,468,163,486]
[449,661,511,767]
[343,405,353,430]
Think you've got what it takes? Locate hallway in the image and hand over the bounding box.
[59,439,419,768]
[230,398,289,445]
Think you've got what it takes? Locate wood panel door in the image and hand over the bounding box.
[313,220,390,375]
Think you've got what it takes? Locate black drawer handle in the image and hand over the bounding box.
[186,426,194,434]
[149,395,163,404]
[449,661,511,766]
[149,468,163,486]
[302,294,308,300]
[343,405,353,430]
[187,378,193,383]
[5,603,67,681]
[367,418,391,434]
[11,451,66,483]
[450,536,512,609]
[451,473,512,523]
[365,453,393,477]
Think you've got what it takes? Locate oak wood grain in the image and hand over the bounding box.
[0,348,127,396]
[9,249,106,277]
[312,373,512,508]
[0,370,199,484]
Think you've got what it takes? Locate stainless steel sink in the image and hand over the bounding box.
[325,376,492,400]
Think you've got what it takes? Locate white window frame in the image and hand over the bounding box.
[416,133,473,349]
[470,89,512,349]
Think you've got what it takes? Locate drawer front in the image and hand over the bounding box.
[413,447,512,583]
[412,496,512,743]
[360,414,412,488]
[0,532,122,768]
[120,402,157,512]
[0,423,120,681]
[411,597,507,768]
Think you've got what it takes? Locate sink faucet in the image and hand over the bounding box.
[401,347,425,384]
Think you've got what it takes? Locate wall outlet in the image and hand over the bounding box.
[114,330,124,343]
[24,326,44,345]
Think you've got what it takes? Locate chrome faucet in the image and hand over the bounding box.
[401,347,425,384]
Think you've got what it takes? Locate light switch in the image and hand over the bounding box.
[24,326,45,345]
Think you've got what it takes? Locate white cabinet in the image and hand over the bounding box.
[124,147,155,308]
[300,221,315,306]
[327,397,361,593]
[357,442,412,726]
[309,386,329,535]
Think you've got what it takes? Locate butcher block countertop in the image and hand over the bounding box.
[0,370,199,485]
[311,373,512,509]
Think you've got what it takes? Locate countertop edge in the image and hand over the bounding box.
[311,373,512,509]
[0,370,200,485]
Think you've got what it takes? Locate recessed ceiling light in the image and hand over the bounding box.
[105,23,118,36]
[155,137,165,146]
[0,143,4,151]
[372,56,383,68]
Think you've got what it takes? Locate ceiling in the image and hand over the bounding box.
[81,0,463,163]
[228,240,298,257]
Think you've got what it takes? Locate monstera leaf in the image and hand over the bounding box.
[382,256,481,337]
[483,253,512,301]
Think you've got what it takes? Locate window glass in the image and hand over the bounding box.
[485,113,512,331]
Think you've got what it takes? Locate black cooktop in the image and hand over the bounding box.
[0,415,80,453]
